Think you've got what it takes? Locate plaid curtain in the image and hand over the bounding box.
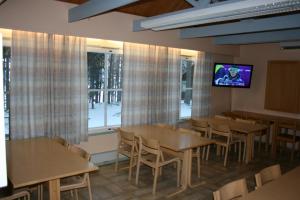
[122,43,181,126]
[192,51,214,117]
[10,30,87,144]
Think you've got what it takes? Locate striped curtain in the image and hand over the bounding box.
[10,30,87,144]
[192,51,214,117]
[122,43,181,126]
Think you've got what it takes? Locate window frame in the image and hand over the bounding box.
[179,55,196,119]
[87,47,123,134]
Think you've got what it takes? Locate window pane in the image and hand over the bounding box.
[107,91,122,126]
[88,91,105,128]
[181,59,194,89]
[3,47,10,137]
[180,90,192,118]
[107,54,123,89]
[87,52,105,89]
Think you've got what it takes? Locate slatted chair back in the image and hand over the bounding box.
[215,115,232,120]
[213,178,248,200]
[69,145,91,161]
[255,164,281,188]
[210,123,232,138]
[53,136,68,147]
[235,118,256,124]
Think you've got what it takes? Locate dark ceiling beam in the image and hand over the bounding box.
[181,14,300,39]
[69,0,139,22]
[185,0,210,7]
[214,29,300,45]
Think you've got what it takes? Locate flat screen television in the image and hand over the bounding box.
[212,63,253,88]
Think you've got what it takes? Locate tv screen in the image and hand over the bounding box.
[212,63,253,88]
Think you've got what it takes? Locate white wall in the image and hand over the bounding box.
[0,0,239,156]
[233,43,300,119]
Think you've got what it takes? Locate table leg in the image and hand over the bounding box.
[49,179,60,200]
[167,149,190,197]
[271,122,277,158]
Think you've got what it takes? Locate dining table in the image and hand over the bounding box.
[242,166,300,200]
[6,137,98,200]
[190,117,268,163]
[121,125,214,197]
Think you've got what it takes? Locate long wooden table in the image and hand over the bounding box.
[191,117,268,163]
[6,137,98,200]
[121,125,214,196]
[242,166,300,200]
[226,111,300,158]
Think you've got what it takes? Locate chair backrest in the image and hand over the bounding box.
[190,119,209,136]
[69,145,91,161]
[215,115,232,120]
[255,164,281,188]
[155,123,176,130]
[278,121,297,132]
[53,136,68,147]
[235,118,256,124]
[138,136,160,156]
[210,123,231,138]
[177,128,199,136]
[118,129,135,146]
[213,178,248,200]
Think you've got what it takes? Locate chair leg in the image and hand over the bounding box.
[259,135,262,153]
[87,174,93,200]
[75,189,79,200]
[206,145,210,161]
[202,146,206,160]
[238,142,242,162]
[128,155,134,181]
[243,141,246,162]
[176,160,181,187]
[291,143,295,161]
[224,146,229,167]
[152,167,159,195]
[115,152,119,172]
[135,156,141,185]
[197,148,200,178]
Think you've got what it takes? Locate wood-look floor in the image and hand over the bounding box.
[39,146,300,200]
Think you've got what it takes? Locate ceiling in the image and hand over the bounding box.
[58,0,300,47]
[58,0,192,17]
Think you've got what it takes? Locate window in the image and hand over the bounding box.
[87,49,123,130]
[2,46,10,137]
[180,56,195,119]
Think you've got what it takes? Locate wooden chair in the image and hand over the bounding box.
[135,136,181,195]
[255,164,281,188]
[115,129,138,181]
[190,119,210,160]
[155,123,176,130]
[0,191,30,200]
[275,121,300,160]
[53,136,68,147]
[60,145,93,200]
[213,178,248,200]
[207,123,242,167]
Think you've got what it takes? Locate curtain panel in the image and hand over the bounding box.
[192,51,214,118]
[122,42,181,126]
[10,30,87,144]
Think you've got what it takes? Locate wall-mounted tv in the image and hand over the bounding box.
[212,63,253,88]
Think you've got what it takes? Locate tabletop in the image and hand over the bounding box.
[192,117,268,134]
[6,137,98,188]
[242,166,300,200]
[121,125,213,152]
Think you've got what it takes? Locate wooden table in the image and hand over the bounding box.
[242,166,300,200]
[226,111,300,158]
[121,125,214,196]
[6,137,98,200]
[191,117,268,163]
